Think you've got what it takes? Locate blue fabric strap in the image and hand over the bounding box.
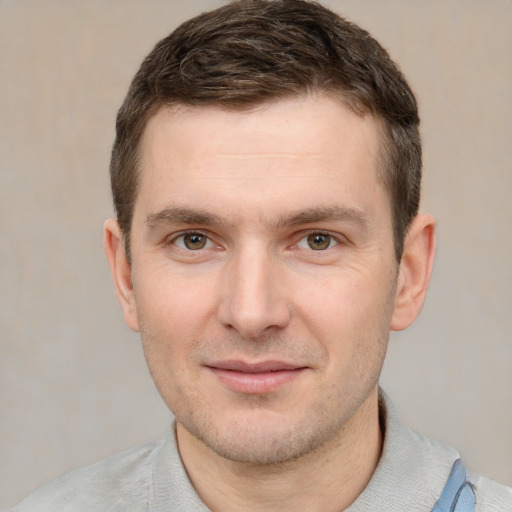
[431,459,476,512]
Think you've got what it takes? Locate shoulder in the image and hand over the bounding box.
[360,390,512,512]
[10,440,162,512]
[473,474,512,512]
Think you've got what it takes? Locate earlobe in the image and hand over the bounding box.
[103,218,140,332]
[391,214,436,331]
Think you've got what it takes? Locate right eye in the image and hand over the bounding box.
[173,232,213,250]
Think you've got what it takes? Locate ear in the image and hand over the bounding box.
[103,218,140,332]
[391,213,436,331]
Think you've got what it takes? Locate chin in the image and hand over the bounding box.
[179,407,343,466]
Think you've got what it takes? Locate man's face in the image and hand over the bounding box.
[125,96,400,464]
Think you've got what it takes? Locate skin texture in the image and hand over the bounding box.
[104,95,436,511]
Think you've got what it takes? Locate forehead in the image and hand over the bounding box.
[135,96,389,225]
[140,96,383,172]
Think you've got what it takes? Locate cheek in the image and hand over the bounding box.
[135,276,208,412]
[133,272,212,385]
[291,269,394,355]
[291,271,370,329]
[135,262,219,332]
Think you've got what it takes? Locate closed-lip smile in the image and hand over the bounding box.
[206,359,307,394]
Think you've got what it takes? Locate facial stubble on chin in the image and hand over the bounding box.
[139,321,389,467]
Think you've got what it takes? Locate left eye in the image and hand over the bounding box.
[297,233,338,251]
[174,233,213,250]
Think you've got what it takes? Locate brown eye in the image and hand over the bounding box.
[183,233,208,250]
[306,233,332,250]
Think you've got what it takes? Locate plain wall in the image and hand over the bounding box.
[1,0,510,508]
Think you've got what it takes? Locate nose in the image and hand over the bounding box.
[216,244,291,339]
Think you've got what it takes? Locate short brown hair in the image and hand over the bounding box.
[110,0,421,261]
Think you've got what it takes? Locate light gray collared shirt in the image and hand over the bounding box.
[11,391,512,511]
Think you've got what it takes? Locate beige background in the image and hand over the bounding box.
[1,0,511,508]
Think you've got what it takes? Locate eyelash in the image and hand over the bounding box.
[167,230,215,250]
[296,231,340,251]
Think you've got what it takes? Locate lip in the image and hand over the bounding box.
[206,360,307,394]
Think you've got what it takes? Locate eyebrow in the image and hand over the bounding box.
[146,205,369,230]
[146,207,230,229]
[278,206,370,229]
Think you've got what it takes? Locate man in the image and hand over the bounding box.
[12,1,511,511]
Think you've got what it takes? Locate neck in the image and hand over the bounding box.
[177,387,383,512]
